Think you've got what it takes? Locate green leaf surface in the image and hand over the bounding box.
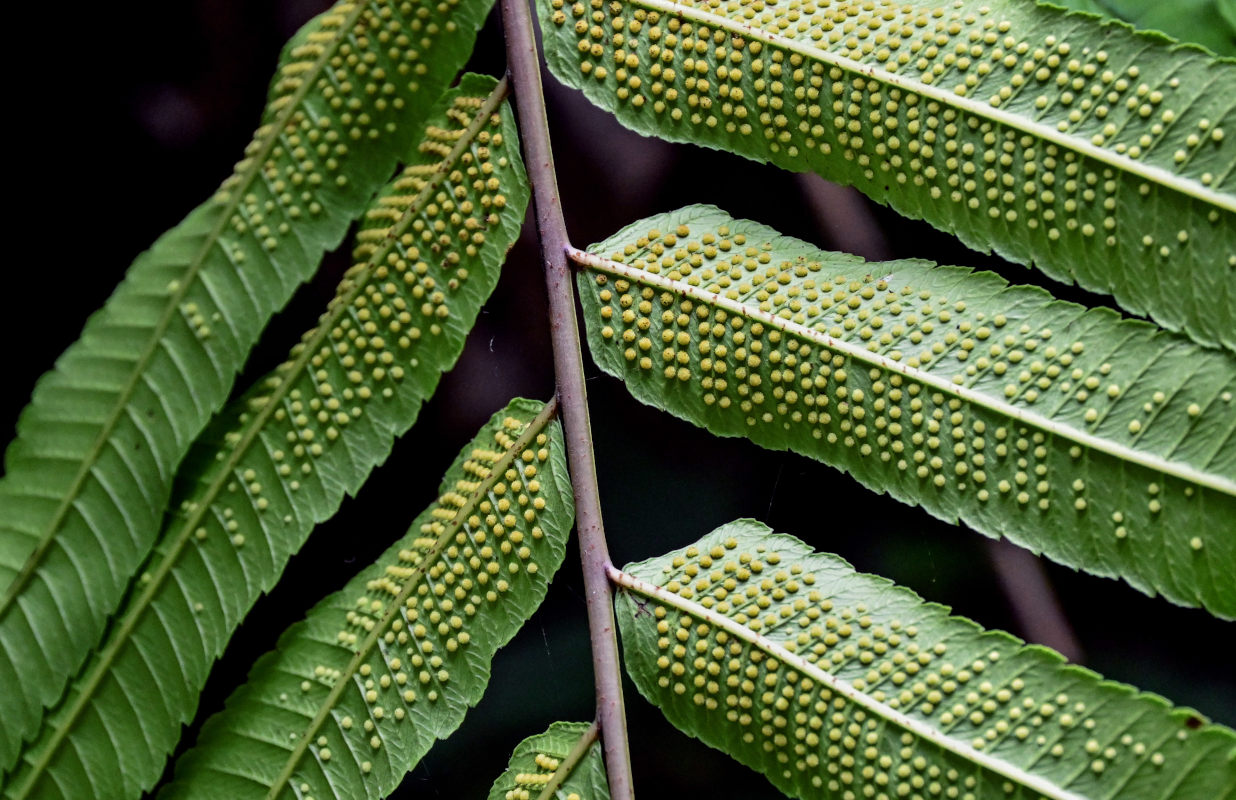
[158,398,573,800]
[615,519,1236,800]
[539,0,1236,351]
[1043,0,1236,56]
[1223,0,1236,31]
[487,721,609,800]
[0,75,529,800]
[576,206,1236,616]
[0,0,496,771]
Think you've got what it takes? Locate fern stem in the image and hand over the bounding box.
[985,539,1084,663]
[499,0,635,797]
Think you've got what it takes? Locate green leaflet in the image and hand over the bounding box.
[539,0,1236,351]
[1043,0,1236,56]
[615,519,1236,800]
[575,206,1236,616]
[487,722,610,800]
[0,75,529,800]
[0,0,496,770]
[158,399,574,800]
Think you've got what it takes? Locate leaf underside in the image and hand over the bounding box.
[1,75,529,800]
[616,519,1236,800]
[0,0,497,770]
[487,721,610,800]
[158,399,574,800]
[576,205,1236,617]
[539,0,1236,351]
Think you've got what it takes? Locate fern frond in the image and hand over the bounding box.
[0,75,529,800]
[615,519,1236,800]
[539,0,1236,350]
[487,722,610,800]
[157,399,573,800]
[574,206,1236,617]
[0,0,496,770]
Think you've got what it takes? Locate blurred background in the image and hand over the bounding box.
[3,1,1233,797]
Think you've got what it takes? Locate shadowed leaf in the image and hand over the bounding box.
[1,75,529,800]
[0,0,499,770]
[1043,0,1236,56]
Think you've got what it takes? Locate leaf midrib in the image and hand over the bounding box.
[7,81,510,800]
[571,247,1236,496]
[265,399,558,799]
[609,564,1087,800]
[615,0,1234,211]
[0,1,370,616]
[535,722,600,800]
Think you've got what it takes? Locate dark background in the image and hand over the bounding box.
[3,2,1233,797]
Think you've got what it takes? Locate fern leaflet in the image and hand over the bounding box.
[575,205,1236,617]
[1,75,528,800]
[0,0,497,771]
[487,722,610,800]
[159,399,573,800]
[615,519,1236,800]
[540,0,1236,350]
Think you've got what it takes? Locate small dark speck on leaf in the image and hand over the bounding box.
[632,596,651,618]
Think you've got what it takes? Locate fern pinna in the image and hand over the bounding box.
[0,0,498,772]
[2,0,1234,799]
[2,74,529,800]
[575,206,1236,618]
[540,0,1236,350]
